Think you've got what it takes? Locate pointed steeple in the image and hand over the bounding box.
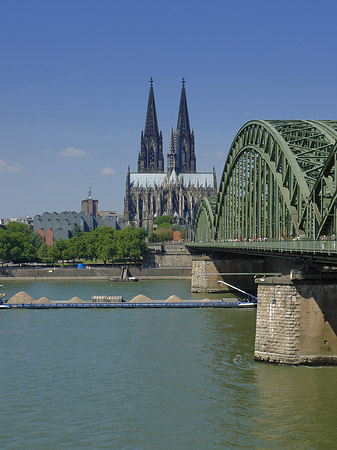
[167,121,177,176]
[144,77,159,138]
[177,78,191,138]
[176,78,196,174]
[138,78,164,173]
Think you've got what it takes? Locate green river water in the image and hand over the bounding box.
[1,279,337,449]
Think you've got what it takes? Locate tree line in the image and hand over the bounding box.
[0,222,147,265]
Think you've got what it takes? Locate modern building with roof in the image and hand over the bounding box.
[34,190,120,245]
[124,78,217,230]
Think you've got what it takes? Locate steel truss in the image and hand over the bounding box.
[195,120,337,241]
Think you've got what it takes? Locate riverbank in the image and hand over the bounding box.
[0,265,192,281]
[0,243,193,281]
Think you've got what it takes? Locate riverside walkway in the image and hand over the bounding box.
[188,239,337,262]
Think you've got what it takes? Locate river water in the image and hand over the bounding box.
[1,280,337,449]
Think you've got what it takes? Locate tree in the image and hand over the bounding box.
[148,231,162,243]
[96,227,117,264]
[82,230,99,261]
[6,222,33,236]
[156,227,174,242]
[0,223,42,265]
[63,237,85,263]
[37,243,54,264]
[114,227,147,261]
[71,225,83,238]
[51,239,68,265]
[0,229,11,264]
[154,215,173,226]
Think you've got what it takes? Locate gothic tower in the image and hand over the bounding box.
[124,79,217,230]
[138,78,164,173]
[175,78,196,174]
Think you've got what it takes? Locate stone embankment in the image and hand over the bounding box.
[0,266,191,281]
[0,243,192,281]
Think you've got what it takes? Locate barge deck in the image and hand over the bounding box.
[4,301,256,309]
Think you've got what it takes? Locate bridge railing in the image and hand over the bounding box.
[190,239,337,255]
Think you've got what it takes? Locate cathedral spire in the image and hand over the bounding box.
[144,77,159,138]
[177,77,191,137]
[176,78,196,173]
[167,120,177,176]
[138,78,164,173]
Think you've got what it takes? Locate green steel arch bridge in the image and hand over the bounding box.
[191,120,337,262]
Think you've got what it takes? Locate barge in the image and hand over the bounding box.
[3,300,256,309]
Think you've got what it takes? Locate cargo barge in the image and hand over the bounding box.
[3,301,256,309]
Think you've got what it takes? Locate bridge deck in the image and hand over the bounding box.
[188,240,337,262]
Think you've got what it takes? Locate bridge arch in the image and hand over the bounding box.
[194,197,217,242]
[195,120,337,241]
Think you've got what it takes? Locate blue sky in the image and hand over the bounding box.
[1,0,337,218]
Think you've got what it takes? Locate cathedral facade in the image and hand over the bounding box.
[124,79,217,230]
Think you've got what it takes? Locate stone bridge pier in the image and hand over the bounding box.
[191,254,264,293]
[191,256,222,292]
[254,273,337,365]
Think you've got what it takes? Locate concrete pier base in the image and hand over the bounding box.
[254,274,337,365]
[191,255,264,293]
[191,257,221,292]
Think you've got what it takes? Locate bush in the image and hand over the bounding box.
[154,215,173,226]
[148,232,162,242]
[156,227,174,241]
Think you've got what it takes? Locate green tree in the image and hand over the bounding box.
[154,215,173,226]
[156,227,174,242]
[37,243,54,264]
[71,225,83,238]
[115,227,147,261]
[148,231,162,243]
[82,230,99,261]
[0,223,42,264]
[6,222,33,235]
[51,239,68,265]
[63,237,86,263]
[157,222,173,230]
[0,228,11,264]
[96,227,117,264]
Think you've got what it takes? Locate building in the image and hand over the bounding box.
[0,216,33,229]
[124,79,217,230]
[81,187,98,217]
[34,190,120,245]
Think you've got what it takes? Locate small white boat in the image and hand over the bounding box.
[238,301,257,308]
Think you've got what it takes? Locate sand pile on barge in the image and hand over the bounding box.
[129,295,152,303]
[68,297,85,303]
[36,297,52,304]
[165,295,183,302]
[7,291,35,304]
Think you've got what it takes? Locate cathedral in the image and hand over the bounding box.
[124,78,217,230]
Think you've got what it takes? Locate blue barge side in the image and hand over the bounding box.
[5,301,256,309]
